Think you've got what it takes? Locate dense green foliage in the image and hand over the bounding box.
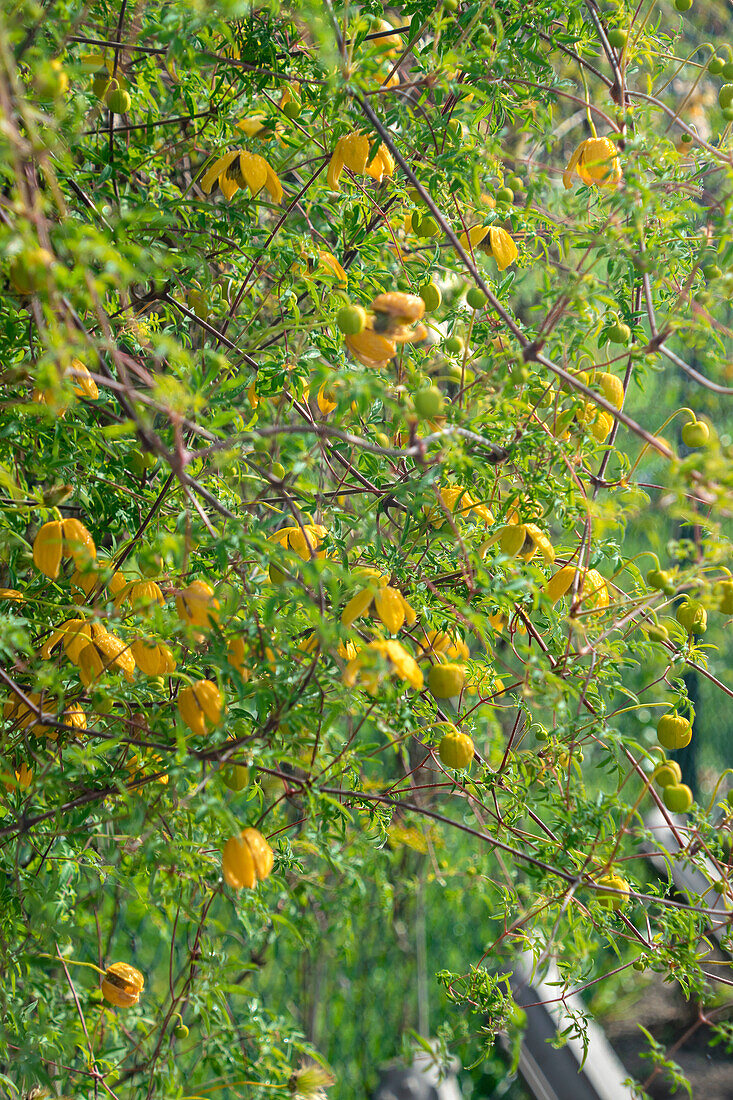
[1,1,733,1097]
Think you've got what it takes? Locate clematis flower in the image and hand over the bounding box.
[70,560,127,602]
[178,679,223,736]
[41,617,96,663]
[457,225,517,270]
[293,247,348,288]
[427,484,494,527]
[101,962,144,1008]
[344,292,426,368]
[563,136,621,189]
[484,522,555,564]
[327,132,394,190]
[417,628,470,662]
[33,518,96,579]
[269,523,328,560]
[341,568,416,633]
[78,629,136,686]
[343,639,424,694]
[237,115,276,139]
[130,639,176,676]
[201,149,283,203]
[175,580,220,629]
[33,358,99,410]
[545,566,609,610]
[115,579,165,612]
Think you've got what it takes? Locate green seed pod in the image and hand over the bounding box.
[607,29,628,49]
[719,83,733,109]
[657,711,692,751]
[675,598,707,634]
[413,386,445,419]
[106,87,132,114]
[444,334,464,356]
[607,320,631,345]
[708,57,724,75]
[653,760,682,788]
[336,304,367,335]
[681,418,709,448]
[673,0,692,11]
[282,99,301,119]
[662,783,694,813]
[418,281,442,312]
[495,186,514,205]
[466,286,487,310]
[722,61,733,80]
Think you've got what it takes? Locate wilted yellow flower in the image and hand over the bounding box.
[101,962,144,1008]
[341,568,416,633]
[177,679,224,736]
[344,292,426,368]
[201,149,283,203]
[289,1060,335,1100]
[345,326,398,369]
[78,630,136,686]
[563,136,621,189]
[343,639,424,694]
[484,522,555,564]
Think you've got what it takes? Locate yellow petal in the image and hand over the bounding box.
[563,142,584,189]
[488,226,518,271]
[264,163,283,203]
[239,152,268,197]
[201,151,237,194]
[374,586,406,633]
[459,224,489,250]
[341,586,375,627]
[327,147,345,190]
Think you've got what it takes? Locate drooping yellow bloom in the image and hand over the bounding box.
[70,559,127,602]
[487,226,518,271]
[33,358,99,409]
[293,247,348,288]
[115,579,165,612]
[0,588,24,602]
[545,566,609,610]
[457,225,517,270]
[175,580,220,629]
[41,617,96,663]
[343,639,424,694]
[341,569,416,633]
[237,115,276,139]
[417,629,470,662]
[484,522,555,564]
[201,149,283,203]
[101,962,144,1008]
[269,523,328,560]
[427,485,494,527]
[177,679,224,736]
[222,827,274,890]
[563,136,621,189]
[33,518,96,579]
[344,292,426,368]
[131,638,176,676]
[327,132,394,191]
[78,630,136,686]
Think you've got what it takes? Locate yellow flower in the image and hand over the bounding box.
[484,522,555,564]
[545,566,609,610]
[115,579,165,612]
[237,115,276,139]
[269,523,328,561]
[70,560,127,602]
[41,617,96,663]
[344,292,426,368]
[563,136,621,189]
[201,149,283,203]
[457,225,517,270]
[595,371,624,409]
[293,247,348,288]
[131,638,176,676]
[0,588,24,602]
[5,762,33,790]
[175,580,220,629]
[326,131,370,190]
[417,628,470,662]
[341,569,416,633]
[78,630,136,686]
[177,679,224,736]
[487,226,518,271]
[366,144,395,182]
[101,962,144,1008]
[33,358,99,408]
[427,485,494,527]
[33,518,96,579]
[222,827,274,890]
[343,639,424,694]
